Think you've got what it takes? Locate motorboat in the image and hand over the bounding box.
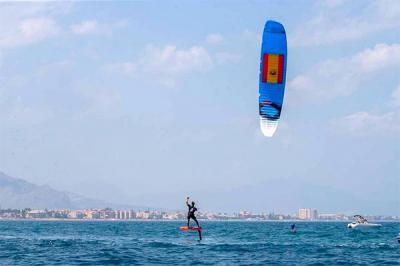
[396,233,400,243]
[347,221,382,229]
[347,215,382,229]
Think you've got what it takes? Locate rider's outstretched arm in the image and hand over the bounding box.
[186,197,190,207]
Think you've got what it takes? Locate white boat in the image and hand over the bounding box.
[396,233,400,243]
[347,215,382,229]
[347,222,382,229]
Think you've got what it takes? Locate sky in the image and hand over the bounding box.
[0,0,399,215]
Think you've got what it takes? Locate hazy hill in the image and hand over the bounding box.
[0,171,142,210]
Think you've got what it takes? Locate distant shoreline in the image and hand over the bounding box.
[0,218,398,222]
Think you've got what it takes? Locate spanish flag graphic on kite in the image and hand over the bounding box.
[259,20,287,137]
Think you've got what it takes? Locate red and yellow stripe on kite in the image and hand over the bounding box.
[262,54,284,84]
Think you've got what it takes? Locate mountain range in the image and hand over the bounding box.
[0,171,142,210]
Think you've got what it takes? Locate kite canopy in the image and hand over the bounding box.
[259,20,287,137]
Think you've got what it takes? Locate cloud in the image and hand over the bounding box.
[140,44,213,87]
[206,33,224,44]
[70,19,128,35]
[20,17,58,39]
[105,44,213,87]
[331,111,400,136]
[0,2,68,48]
[0,17,59,48]
[141,44,212,75]
[290,0,400,47]
[287,43,400,100]
[70,20,98,35]
[105,43,245,87]
[356,43,400,72]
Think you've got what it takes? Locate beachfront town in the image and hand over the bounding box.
[0,207,398,221]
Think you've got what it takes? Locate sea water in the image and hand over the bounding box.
[0,221,398,265]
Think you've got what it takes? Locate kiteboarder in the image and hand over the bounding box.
[186,197,200,228]
[184,197,202,240]
[291,223,297,233]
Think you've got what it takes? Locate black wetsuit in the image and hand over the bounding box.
[187,203,200,228]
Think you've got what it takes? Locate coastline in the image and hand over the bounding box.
[0,218,397,222]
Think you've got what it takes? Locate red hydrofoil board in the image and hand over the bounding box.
[180,226,202,231]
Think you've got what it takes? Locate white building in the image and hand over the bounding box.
[298,208,318,220]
